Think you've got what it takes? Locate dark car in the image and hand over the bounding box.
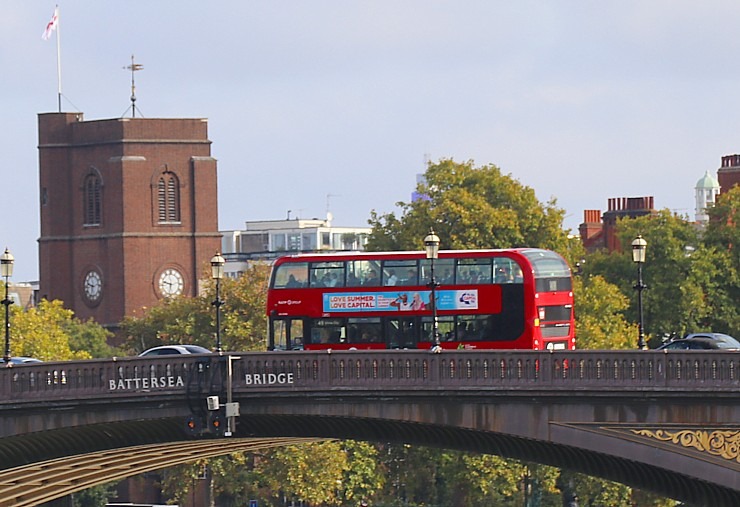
[657,333,740,351]
[139,345,212,356]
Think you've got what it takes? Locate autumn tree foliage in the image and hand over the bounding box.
[10,298,113,360]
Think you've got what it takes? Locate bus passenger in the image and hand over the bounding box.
[347,272,361,286]
[286,274,301,288]
[456,323,468,340]
[364,270,380,286]
[403,269,417,285]
[512,265,523,283]
[385,269,398,286]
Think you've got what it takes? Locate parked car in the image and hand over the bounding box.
[657,333,740,351]
[138,345,212,356]
[0,356,43,365]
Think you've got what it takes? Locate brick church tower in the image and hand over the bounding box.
[38,112,220,329]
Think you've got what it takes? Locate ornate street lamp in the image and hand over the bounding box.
[631,235,647,350]
[424,229,441,352]
[1,248,14,363]
[210,252,225,354]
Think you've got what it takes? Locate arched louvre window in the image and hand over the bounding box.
[157,172,180,223]
[83,173,101,226]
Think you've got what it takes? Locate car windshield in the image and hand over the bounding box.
[182,345,211,353]
[714,336,740,349]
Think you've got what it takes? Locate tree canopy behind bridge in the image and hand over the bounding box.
[366,158,570,253]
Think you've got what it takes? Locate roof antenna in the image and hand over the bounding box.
[326,194,340,222]
[123,55,143,118]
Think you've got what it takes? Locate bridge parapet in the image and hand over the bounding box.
[1,351,736,409]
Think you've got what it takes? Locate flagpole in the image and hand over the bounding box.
[55,6,62,112]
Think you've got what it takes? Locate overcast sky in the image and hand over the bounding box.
[3,1,739,281]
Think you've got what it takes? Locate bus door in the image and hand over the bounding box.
[386,317,419,349]
[270,317,305,350]
[420,316,455,347]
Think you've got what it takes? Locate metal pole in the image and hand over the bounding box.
[430,257,440,348]
[225,355,240,437]
[3,276,10,362]
[636,263,646,350]
[215,278,222,354]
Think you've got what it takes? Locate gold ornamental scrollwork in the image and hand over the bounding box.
[632,429,740,463]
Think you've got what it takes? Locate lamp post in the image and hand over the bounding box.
[424,229,441,352]
[210,252,225,354]
[1,248,14,363]
[631,235,647,350]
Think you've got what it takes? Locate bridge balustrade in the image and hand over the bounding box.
[550,356,659,384]
[666,357,738,383]
[1,351,738,406]
[234,351,738,393]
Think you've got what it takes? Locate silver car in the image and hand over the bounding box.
[139,345,212,356]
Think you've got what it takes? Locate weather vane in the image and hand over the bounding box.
[123,55,144,118]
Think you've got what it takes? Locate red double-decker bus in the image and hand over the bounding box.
[266,248,575,351]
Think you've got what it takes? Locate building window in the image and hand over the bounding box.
[157,172,180,223]
[83,172,102,226]
[288,233,301,251]
[272,234,286,251]
[302,233,316,250]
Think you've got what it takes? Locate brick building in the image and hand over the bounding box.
[579,196,656,253]
[718,154,740,195]
[37,113,220,330]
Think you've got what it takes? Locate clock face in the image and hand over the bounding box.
[158,268,184,297]
[83,270,102,303]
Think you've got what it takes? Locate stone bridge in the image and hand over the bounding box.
[0,350,738,506]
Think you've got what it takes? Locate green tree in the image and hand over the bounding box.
[704,184,740,250]
[260,441,349,506]
[556,470,677,507]
[367,159,569,253]
[71,483,118,507]
[439,452,524,507]
[64,318,117,358]
[374,445,561,507]
[217,263,271,352]
[122,263,270,353]
[160,460,214,505]
[339,440,384,505]
[616,210,707,341]
[573,274,637,349]
[122,293,211,352]
[584,209,738,344]
[379,443,439,505]
[701,185,740,335]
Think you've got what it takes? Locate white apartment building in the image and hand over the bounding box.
[220,215,371,278]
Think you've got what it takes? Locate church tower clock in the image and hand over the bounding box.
[38,113,220,331]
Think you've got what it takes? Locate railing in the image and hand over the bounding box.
[1,351,737,406]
